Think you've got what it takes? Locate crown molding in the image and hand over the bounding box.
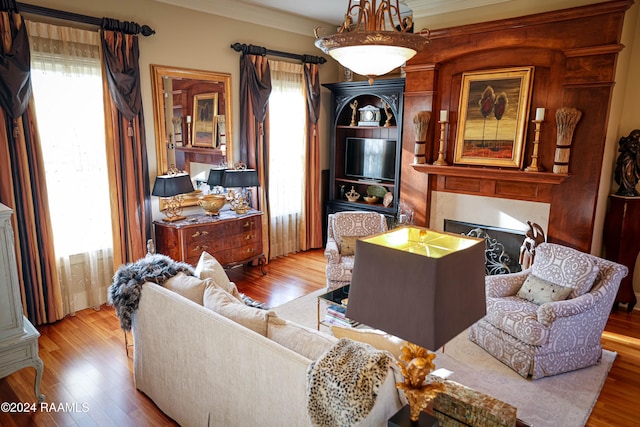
[152,0,329,37]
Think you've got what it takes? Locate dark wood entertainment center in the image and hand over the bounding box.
[324,79,405,224]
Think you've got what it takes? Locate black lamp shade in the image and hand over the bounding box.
[221,169,259,188]
[207,169,225,187]
[152,173,194,197]
[346,227,486,351]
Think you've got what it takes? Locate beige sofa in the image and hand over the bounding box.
[131,253,403,427]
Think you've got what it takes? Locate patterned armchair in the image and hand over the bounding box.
[325,211,388,291]
[469,243,627,379]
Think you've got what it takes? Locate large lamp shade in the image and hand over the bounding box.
[346,226,486,351]
[152,173,194,197]
[221,169,259,188]
[207,169,225,187]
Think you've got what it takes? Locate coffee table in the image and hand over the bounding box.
[316,285,352,330]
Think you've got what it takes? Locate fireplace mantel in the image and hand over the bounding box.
[399,0,633,252]
[411,164,569,203]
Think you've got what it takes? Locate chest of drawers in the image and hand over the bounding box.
[154,210,266,273]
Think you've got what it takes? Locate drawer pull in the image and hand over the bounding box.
[194,245,209,251]
[244,234,255,240]
[192,230,209,238]
[246,248,255,254]
[243,221,254,228]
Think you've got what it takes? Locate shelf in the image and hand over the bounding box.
[176,146,222,154]
[411,163,569,203]
[336,125,397,129]
[411,163,569,185]
[336,177,395,189]
[329,199,396,213]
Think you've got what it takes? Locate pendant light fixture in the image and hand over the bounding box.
[315,0,429,84]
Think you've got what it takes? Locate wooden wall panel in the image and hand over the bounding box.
[401,0,633,252]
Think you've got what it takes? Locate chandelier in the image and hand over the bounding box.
[315,0,429,84]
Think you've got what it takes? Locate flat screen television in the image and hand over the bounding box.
[345,137,396,181]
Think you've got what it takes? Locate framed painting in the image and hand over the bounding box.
[454,67,534,168]
[192,93,218,148]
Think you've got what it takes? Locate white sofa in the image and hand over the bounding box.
[131,254,404,427]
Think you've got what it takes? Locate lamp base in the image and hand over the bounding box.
[388,405,438,427]
[162,215,186,222]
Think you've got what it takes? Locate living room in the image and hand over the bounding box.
[1,0,639,426]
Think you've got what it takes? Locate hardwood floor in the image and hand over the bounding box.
[1,248,638,426]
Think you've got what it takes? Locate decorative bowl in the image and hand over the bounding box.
[363,196,378,204]
[197,194,226,215]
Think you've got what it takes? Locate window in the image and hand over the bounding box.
[268,61,306,257]
[28,21,113,313]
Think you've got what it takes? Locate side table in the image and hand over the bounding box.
[603,195,638,312]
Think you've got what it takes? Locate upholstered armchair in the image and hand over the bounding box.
[469,243,627,379]
[325,211,388,291]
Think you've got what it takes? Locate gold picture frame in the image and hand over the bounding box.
[454,67,534,168]
[192,92,218,148]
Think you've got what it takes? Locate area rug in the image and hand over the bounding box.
[274,290,616,427]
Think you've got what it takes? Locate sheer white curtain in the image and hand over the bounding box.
[268,61,307,258]
[27,21,113,315]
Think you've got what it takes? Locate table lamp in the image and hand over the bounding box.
[152,172,194,222]
[207,168,225,193]
[221,168,259,214]
[346,226,486,423]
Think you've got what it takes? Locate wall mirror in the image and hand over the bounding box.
[151,64,233,207]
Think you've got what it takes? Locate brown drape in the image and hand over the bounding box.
[0,6,63,324]
[239,54,271,260]
[100,22,151,266]
[303,63,322,250]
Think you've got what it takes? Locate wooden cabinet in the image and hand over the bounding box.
[323,79,404,224]
[154,210,266,272]
[603,195,639,312]
[0,204,44,402]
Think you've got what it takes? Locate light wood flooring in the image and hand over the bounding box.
[0,248,638,426]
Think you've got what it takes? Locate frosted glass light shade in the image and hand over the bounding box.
[329,45,416,77]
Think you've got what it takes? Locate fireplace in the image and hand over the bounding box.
[444,219,525,274]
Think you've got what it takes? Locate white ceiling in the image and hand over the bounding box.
[153,0,512,35]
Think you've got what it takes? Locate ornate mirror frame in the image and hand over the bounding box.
[151,64,233,209]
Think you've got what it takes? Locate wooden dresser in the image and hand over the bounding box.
[154,209,266,273]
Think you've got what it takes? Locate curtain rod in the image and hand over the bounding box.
[16,2,155,36]
[230,43,326,65]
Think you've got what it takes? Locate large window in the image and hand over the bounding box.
[268,61,306,257]
[28,21,113,314]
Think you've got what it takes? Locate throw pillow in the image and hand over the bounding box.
[163,272,208,305]
[330,325,407,360]
[195,251,242,300]
[340,236,361,256]
[204,286,274,336]
[531,244,600,298]
[516,274,573,305]
[267,317,338,360]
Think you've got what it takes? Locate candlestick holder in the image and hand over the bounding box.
[186,121,192,147]
[525,120,544,172]
[433,120,448,166]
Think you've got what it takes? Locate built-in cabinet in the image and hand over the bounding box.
[0,204,44,402]
[324,79,404,223]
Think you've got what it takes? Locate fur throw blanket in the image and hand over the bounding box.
[109,254,194,331]
[306,338,391,427]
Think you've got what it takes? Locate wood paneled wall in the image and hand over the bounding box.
[400,0,633,252]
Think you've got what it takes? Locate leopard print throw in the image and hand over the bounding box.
[306,338,391,427]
